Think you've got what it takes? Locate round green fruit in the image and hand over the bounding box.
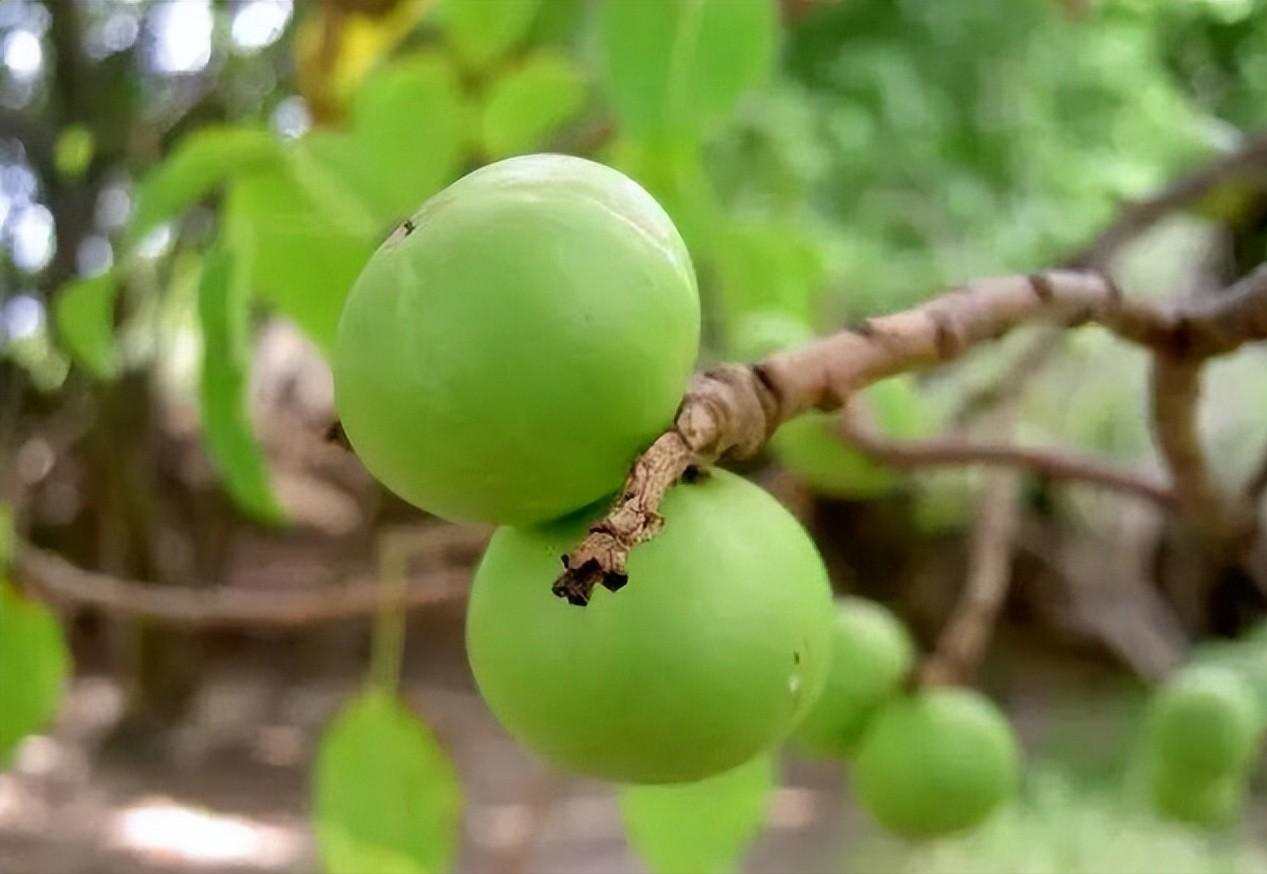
[792,597,915,758]
[466,469,834,784]
[853,688,1020,838]
[1143,665,1262,782]
[334,154,700,525]
[1147,768,1244,828]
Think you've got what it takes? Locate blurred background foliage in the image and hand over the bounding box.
[6,0,1267,872]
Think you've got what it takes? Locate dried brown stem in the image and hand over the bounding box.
[837,415,1176,506]
[556,263,1267,603]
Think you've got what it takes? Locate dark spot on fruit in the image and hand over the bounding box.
[402,218,416,235]
[793,650,801,665]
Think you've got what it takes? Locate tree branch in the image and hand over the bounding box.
[836,415,1175,506]
[1066,129,1267,269]
[919,459,1021,686]
[555,263,1267,604]
[13,526,487,627]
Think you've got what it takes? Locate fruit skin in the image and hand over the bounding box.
[853,688,1020,838]
[466,469,834,784]
[1147,768,1245,828]
[1143,665,1262,782]
[335,154,700,525]
[791,597,915,758]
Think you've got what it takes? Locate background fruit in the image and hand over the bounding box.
[792,597,915,758]
[853,688,1020,838]
[334,153,700,525]
[1143,665,1262,782]
[466,469,834,784]
[1148,768,1245,828]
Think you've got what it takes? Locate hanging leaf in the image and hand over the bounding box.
[443,0,541,70]
[620,755,774,874]
[314,688,462,874]
[0,581,71,767]
[598,0,776,145]
[127,126,280,247]
[227,163,375,354]
[53,272,119,379]
[338,52,468,223]
[480,52,587,158]
[197,242,284,524]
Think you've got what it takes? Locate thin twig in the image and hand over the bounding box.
[837,415,1175,506]
[1066,130,1267,269]
[919,408,1022,686]
[13,529,485,627]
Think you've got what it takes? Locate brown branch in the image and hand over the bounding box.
[837,416,1176,506]
[13,527,486,627]
[1066,129,1267,269]
[555,264,1267,604]
[919,449,1021,687]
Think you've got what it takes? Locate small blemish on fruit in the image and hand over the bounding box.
[402,218,416,235]
[793,650,801,665]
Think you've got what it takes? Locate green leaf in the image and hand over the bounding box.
[53,272,119,379]
[128,126,280,247]
[620,755,773,874]
[54,124,95,180]
[338,52,468,224]
[480,52,587,158]
[197,243,284,524]
[0,581,71,767]
[443,0,541,70]
[314,689,462,874]
[715,221,825,321]
[227,165,375,354]
[599,0,776,144]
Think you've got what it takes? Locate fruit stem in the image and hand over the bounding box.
[369,530,410,692]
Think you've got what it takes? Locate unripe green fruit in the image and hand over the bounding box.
[335,154,700,525]
[1143,665,1262,782]
[466,469,834,784]
[729,311,929,499]
[853,688,1020,838]
[792,597,914,758]
[1147,768,1245,828]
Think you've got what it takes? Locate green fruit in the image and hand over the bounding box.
[466,469,834,784]
[1144,665,1262,782]
[853,688,1020,838]
[1191,640,1267,725]
[335,154,700,525]
[729,311,929,499]
[1147,768,1245,828]
[792,597,915,758]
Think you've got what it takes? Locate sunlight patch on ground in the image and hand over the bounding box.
[106,797,304,869]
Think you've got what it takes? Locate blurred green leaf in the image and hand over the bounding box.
[53,272,118,379]
[54,124,94,180]
[443,0,541,70]
[480,51,587,158]
[599,0,776,144]
[715,221,824,321]
[197,243,284,524]
[620,755,772,874]
[0,581,71,767]
[227,165,374,354]
[0,503,11,569]
[337,52,468,224]
[314,688,462,874]
[128,126,280,247]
